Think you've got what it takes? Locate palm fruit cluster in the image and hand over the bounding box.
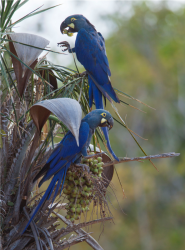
[63,153,104,222]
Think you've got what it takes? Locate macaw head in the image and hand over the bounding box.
[60,14,95,34]
[82,109,114,131]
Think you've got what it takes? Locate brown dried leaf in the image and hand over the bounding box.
[9,33,49,77]
[102,153,114,189]
[9,38,37,97]
[39,69,58,90]
[30,98,82,146]
[8,33,49,97]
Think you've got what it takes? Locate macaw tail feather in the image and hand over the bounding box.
[22,166,68,234]
[89,77,104,109]
[88,79,119,161]
[88,73,112,104]
[101,126,119,161]
[88,72,120,104]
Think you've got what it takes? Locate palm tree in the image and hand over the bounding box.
[0,2,115,249]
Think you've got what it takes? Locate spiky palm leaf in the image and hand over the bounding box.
[0,2,114,249]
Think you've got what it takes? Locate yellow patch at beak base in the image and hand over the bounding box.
[68,23,75,29]
[101,118,107,123]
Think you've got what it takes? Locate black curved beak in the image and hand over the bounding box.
[60,21,68,34]
[107,117,114,130]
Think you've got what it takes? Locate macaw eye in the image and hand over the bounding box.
[71,17,77,22]
[101,112,106,117]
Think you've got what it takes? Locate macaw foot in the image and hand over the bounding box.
[75,163,90,173]
[57,41,70,52]
[79,71,87,77]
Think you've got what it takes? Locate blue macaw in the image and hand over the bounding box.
[58,15,120,161]
[22,109,114,234]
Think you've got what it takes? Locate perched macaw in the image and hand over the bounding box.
[59,14,120,161]
[22,109,114,234]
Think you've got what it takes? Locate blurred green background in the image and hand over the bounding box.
[15,1,185,249]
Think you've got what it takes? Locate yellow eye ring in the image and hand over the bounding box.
[71,17,77,22]
[101,112,106,117]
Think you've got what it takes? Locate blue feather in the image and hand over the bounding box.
[91,78,103,109]
[22,109,116,234]
[38,160,67,187]
[22,171,63,234]
[60,16,119,161]
[75,28,120,103]
[75,27,120,160]
[22,122,90,234]
[46,142,63,163]
[101,127,119,162]
[88,78,119,161]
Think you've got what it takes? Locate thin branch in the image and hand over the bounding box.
[102,152,180,168]
[77,229,104,250]
[73,217,113,230]
[55,234,88,250]
[53,212,108,250]
[53,211,112,234]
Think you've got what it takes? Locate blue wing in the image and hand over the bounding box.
[22,122,90,234]
[75,28,120,103]
[97,32,111,76]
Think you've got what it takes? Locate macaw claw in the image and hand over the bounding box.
[75,163,90,173]
[57,41,70,52]
[79,71,87,77]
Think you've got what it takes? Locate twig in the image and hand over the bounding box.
[56,233,88,250]
[0,237,3,250]
[53,212,112,235]
[73,217,113,230]
[48,202,67,209]
[38,228,54,250]
[53,212,107,250]
[102,152,180,168]
[23,207,42,250]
